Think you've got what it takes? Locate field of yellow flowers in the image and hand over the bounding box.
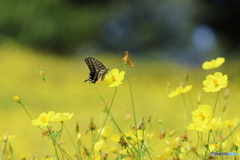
[1,40,240,159]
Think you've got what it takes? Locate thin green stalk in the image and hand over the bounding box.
[221,122,240,144]
[180,94,188,129]
[212,91,219,118]
[91,130,95,159]
[47,126,60,160]
[188,92,194,110]
[94,86,140,158]
[19,102,33,120]
[191,131,200,160]
[19,102,44,132]
[107,111,140,155]
[124,65,137,129]
[204,130,211,158]
[124,65,142,157]
[63,123,80,156]
[43,80,58,112]
[148,86,169,131]
[88,86,118,158]
[58,122,64,142]
[0,138,7,160]
[227,90,240,119]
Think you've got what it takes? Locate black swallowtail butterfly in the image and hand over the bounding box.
[84,57,108,84]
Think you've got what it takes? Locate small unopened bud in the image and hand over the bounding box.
[224,88,229,100]
[102,153,108,160]
[9,143,13,154]
[119,136,128,148]
[197,92,202,104]
[148,116,152,123]
[83,145,90,156]
[39,64,46,81]
[222,102,227,113]
[158,119,163,125]
[76,122,79,133]
[185,70,189,82]
[110,147,117,153]
[180,132,188,142]
[13,96,21,103]
[122,51,135,67]
[77,132,82,144]
[3,132,8,142]
[158,130,166,139]
[204,142,209,149]
[137,117,146,130]
[166,82,170,90]
[20,154,26,160]
[125,110,132,121]
[169,129,176,137]
[88,118,96,131]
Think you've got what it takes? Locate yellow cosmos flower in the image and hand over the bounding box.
[98,126,112,139]
[168,85,193,98]
[104,68,125,87]
[191,105,212,126]
[32,111,55,127]
[203,72,228,92]
[94,140,105,151]
[221,117,239,128]
[208,140,227,152]
[111,134,120,143]
[187,118,222,132]
[109,147,117,153]
[233,133,240,147]
[201,118,222,132]
[51,112,74,122]
[202,57,225,70]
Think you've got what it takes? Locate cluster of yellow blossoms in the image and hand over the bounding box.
[31,111,74,127]
[165,57,240,159]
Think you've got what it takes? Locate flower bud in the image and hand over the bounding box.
[13,96,21,103]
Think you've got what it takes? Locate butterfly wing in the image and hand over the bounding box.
[84,57,108,84]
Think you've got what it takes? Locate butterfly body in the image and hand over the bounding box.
[84,57,108,84]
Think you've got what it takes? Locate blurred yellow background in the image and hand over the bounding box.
[1,40,240,158]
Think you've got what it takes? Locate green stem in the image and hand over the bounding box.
[91,130,95,159]
[205,130,211,158]
[148,86,169,131]
[124,64,142,158]
[47,126,60,160]
[180,94,187,129]
[212,92,219,118]
[58,122,64,142]
[227,90,240,119]
[43,80,58,112]
[88,87,117,159]
[221,122,240,144]
[63,123,79,156]
[124,65,137,129]
[19,102,33,120]
[0,137,7,160]
[191,131,200,160]
[19,102,43,132]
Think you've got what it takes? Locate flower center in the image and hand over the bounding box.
[111,75,116,81]
[210,60,216,64]
[212,79,219,87]
[199,112,205,121]
[40,116,47,122]
[199,112,204,118]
